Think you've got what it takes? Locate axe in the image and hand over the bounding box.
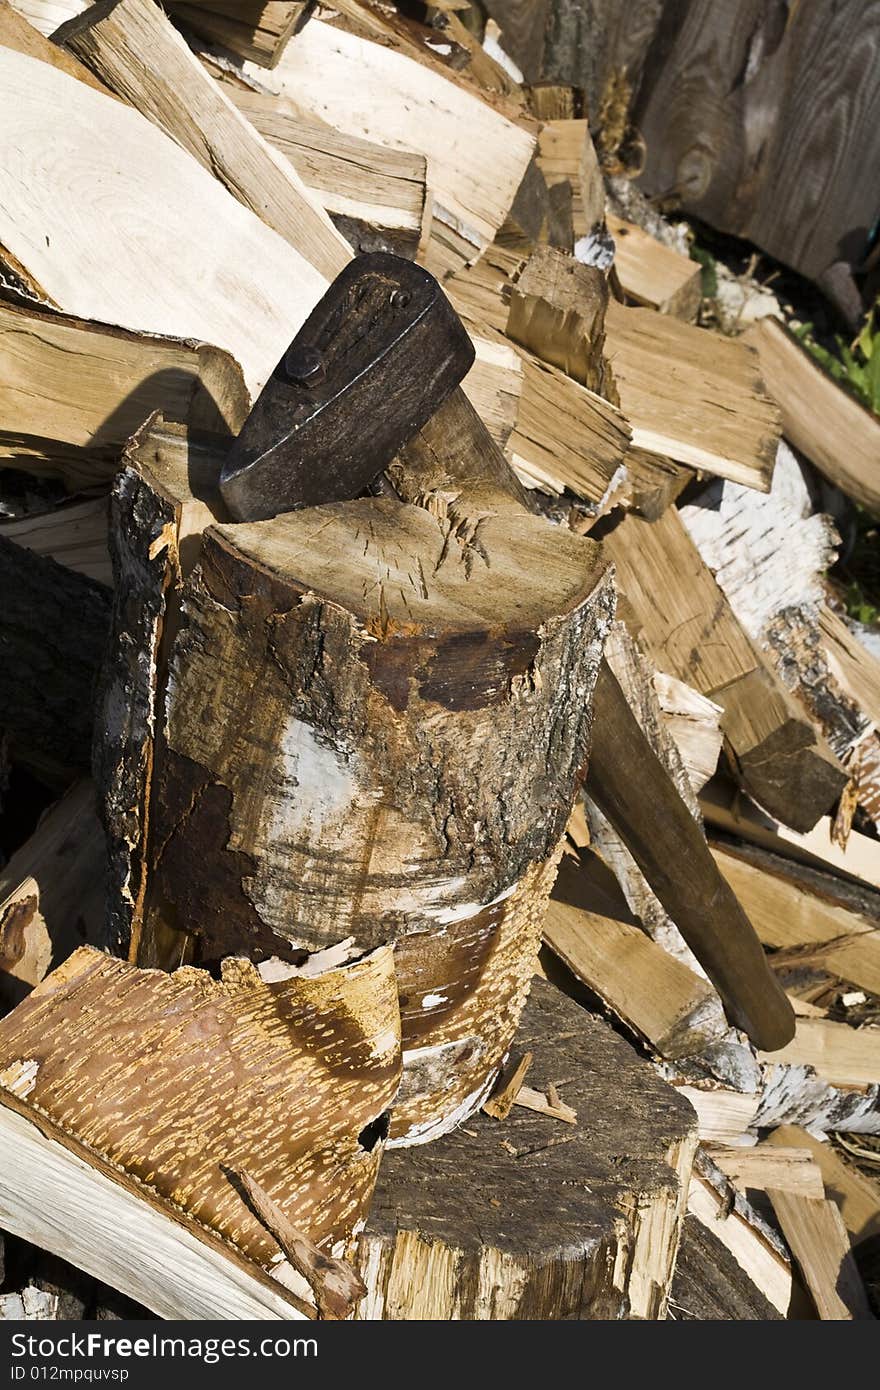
[219,251,795,1053]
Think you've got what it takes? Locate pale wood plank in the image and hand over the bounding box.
[746,317,880,513]
[0,46,328,397]
[766,1125,880,1250]
[605,299,780,489]
[57,0,349,280]
[769,1189,872,1319]
[758,1017,880,1091]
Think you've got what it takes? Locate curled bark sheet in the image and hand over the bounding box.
[0,944,401,1312]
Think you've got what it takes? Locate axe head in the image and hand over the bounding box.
[220,252,475,522]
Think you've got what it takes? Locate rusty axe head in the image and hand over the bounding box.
[220,252,475,523]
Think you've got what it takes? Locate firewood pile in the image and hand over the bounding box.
[1,0,879,1323]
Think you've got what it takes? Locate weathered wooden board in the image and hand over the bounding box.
[482,0,665,115]
[634,0,880,300]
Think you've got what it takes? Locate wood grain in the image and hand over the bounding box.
[0,497,110,585]
[0,47,328,397]
[604,505,846,830]
[57,0,350,281]
[746,317,880,514]
[228,85,428,259]
[634,0,880,290]
[604,300,780,490]
[0,781,105,1006]
[543,855,721,1059]
[588,659,795,1052]
[0,297,248,490]
[168,0,307,68]
[263,17,536,251]
[607,213,701,320]
[713,842,880,998]
[769,1189,872,1319]
[767,1125,880,1252]
[358,978,697,1320]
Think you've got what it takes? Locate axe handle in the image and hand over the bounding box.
[588,659,795,1051]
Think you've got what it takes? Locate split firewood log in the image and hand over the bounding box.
[167,1,309,69]
[226,85,429,260]
[0,42,327,398]
[386,393,793,1051]
[0,297,248,492]
[56,0,351,281]
[227,10,537,258]
[603,504,847,832]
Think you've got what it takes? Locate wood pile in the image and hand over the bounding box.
[0,0,879,1323]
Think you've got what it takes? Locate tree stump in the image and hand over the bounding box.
[98,413,614,1144]
[356,978,698,1319]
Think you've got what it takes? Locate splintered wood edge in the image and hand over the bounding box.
[0,1091,311,1320]
[211,496,608,637]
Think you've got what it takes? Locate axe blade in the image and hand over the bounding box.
[220,252,475,523]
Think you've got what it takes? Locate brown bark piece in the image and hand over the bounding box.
[0,943,400,1312]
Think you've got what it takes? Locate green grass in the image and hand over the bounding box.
[837,507,880,625]
[688,244,718,300]
[793,298,880,417]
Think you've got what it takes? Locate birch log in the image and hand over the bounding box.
[97,409,614,1145]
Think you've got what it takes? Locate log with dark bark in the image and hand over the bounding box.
[670,1215,783,1321]
[481,0,665,117]
[97,405,614,1145]
[356,978,697,1319]
[388,391,793,1051]
[0,537,111,783]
